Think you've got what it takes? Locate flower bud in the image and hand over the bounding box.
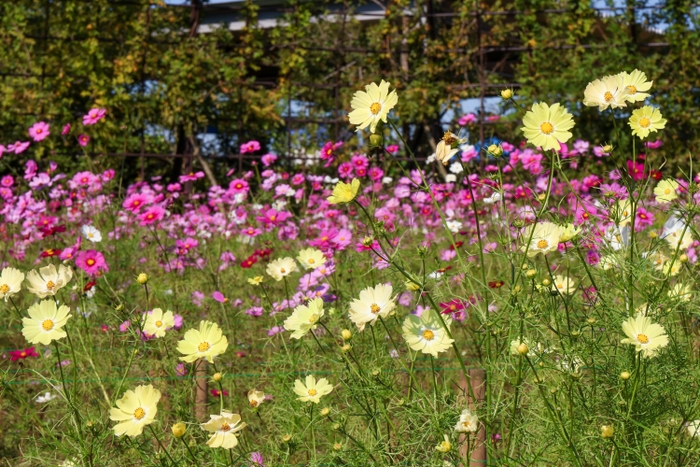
[212,372,222,382]
[620,371,631,380]
[341,329,352,341]
[282,434,292,443]
[517,343,529,355]
[171,422,187,438]
[587,317,596,324]
[602,144,613,153]
[333,442,342,451]
[680,254,688,263]
[500,88,513,99]
[320,407,330,416]
[525,269,536,278]
[341,344,351,352]
[487,144,503,157]
[137,273,148,284]
[542,279,551,286]
[601,425,614,439]
[369,134,382,147]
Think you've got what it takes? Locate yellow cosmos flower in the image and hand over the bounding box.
[551,275,576,295]
[25,264,73,298]
[435,434,452,453]
[327,179,360,205]
[247,276,264,286]
[618,69,652,103]
[348,283,396,331]
[653,179,679,203]
[348,80,398,133]
[620,314,668,358]
[293,375,334,403]
[434,132,462,166]
[628,106,666,139]
[402,312,454,358]
[283,297,325,339]
[454,409,479,433]
[201,411,246,449]
[0,267,24,302]
[142,308,175,338]
[109,384,161,437]
[22,300,72,346]
[177,320,228,363]
[521,222,563,257]
[558,223,581,243]
[266,257,298,281]
[521,102,575,151]
[297,248,326,270]
[583,75,628,111]
[247,389,266,408]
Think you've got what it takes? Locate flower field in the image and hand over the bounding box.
[3,71,700,467]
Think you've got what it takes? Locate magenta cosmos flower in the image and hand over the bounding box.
[8,141,30,154]
[83,108,106,125]
[28,122,50,142]
[78,134,90,147]
[75,250,109,276]
[138,205,165,225]
[179,171,204,183]
[240,140,261,154]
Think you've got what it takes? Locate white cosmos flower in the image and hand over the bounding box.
[81,225,102,243]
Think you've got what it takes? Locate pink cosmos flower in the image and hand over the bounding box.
[83,108,106,125]
[78,134,90,147]
[385,144,399,154]
[240,140,261,154]
[138,206,165,225]
[1,175,13,187]
[212,291,227,303]
[10,347,39,361]
[228,178,249,194]
[261,153,277,166]
[179,171,204,183]
[122,194,150,212]
[62,123,71,135]
[75,250,108,276]
[8,141,30,154]
[458,113,477,125]
[28,122,50,142]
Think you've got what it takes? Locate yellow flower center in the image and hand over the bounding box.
[42,319,55,331]
[443,132,457,145]
[309,314,318,323]
[270,215,276,221]
[369,102,382,115]
[627,85,637,94]
[155,320,163,327]
[308,258,315,264]
[557,282,564,289]
[198,342,210,352]
[134,407,146,420]
[637,333,649,344]
[0,284,9,294]
[664,188,671,195]
[280,268,286,274]
[463,421,472,428]
[639,117,651,128]
[46,280,56,290]
[422,329,435,341]
[308,389,318,396]
[86,259,95,266]
[604,91,613,102]
[540,122,554,135]
[250,400,258,408]
[220,422,231,432]
[536,239,549,249]
[370,303,381,314]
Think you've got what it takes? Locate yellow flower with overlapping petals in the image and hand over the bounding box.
[293,375,334,403]
[201,411,246,449]
[521,102,575,151]
[551,275,576,295]
[348,283,396,331]
[621,314,668,358]
[25,264,73,298]
[521,222,563,257]
[327,179,360,205]
[109,385,161,438]
[653,179,679,203]
[583,75,628,111]
[402,312,454,357]
[142,308,175,338]
[22,300,72,346]
[0,267,24,302]
[283,297,324,339]
[618,69,652,103]
[628,106,666,139]
[297,248,326,270]
[348,80,398,133]
[177,320,228,363]
[266,257,298,281]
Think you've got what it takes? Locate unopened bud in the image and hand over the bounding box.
[320,407,330,416]
[212,372,222,382]
[171,422,186,438]
[500,88,513,99]
[601,425,614,439]
[620,371,630,380]
[341,329,352,341]
[137,273,149,284]
[517,343,529,355]
[487,144,503,157]
[526,269,536,278]
[341,344,351,352]
[369,134,382,147]
[542,279,551,286]
[333,442,342,451]
[680,254,688,263]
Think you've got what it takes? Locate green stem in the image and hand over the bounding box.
[148,425,178,467]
